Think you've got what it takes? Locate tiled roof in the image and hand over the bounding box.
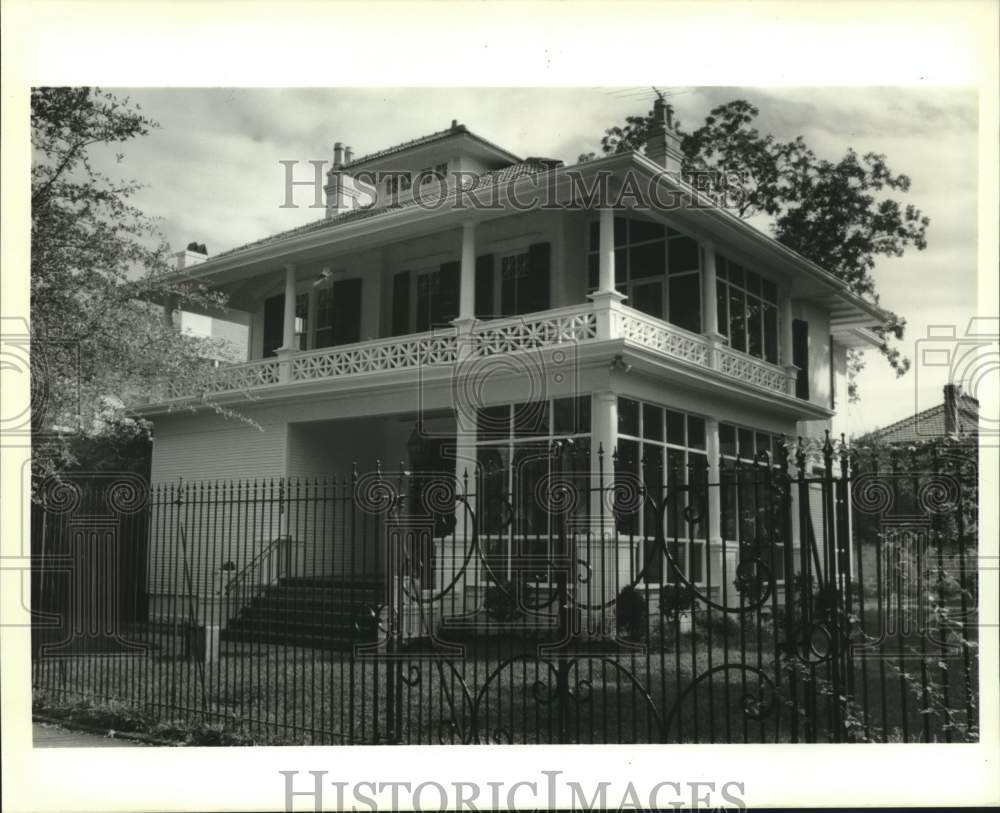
[207,159,552,263]
[343,121,519,168]
[860,396,979,445]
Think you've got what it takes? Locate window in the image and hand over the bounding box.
[314,278,362,348]
[719,424,787,582]
[499,243,550,317]
[586,212,701,333]
[415,262,459,332]
[616,397,707,584]
[715,255,780,364]
[475,397,591,584]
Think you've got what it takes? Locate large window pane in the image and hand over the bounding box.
[669,272,702,333]
[629,216,666,244]
[668,235,700,273]
[632,279,664,319]
[642,403,664,440]
[747,296,763,358]
[629,240,666,280]
[764,303,778,363]
[618,397,640,437]
[729,288,746,352]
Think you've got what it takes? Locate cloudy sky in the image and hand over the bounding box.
[103,86,981,436]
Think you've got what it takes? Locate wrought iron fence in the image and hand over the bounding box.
[30,438,979,744]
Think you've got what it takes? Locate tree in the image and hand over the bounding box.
[580,99,929,398]
[31,87,230,483]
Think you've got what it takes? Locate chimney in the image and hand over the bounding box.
[333,141,345,168]
[344,145,354,164]
[174,243,208,270]
[645,97,683,174]
[944,383,962,436]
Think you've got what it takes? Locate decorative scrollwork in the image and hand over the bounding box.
[105,475,150,515]
[917,474,961,515]
[851,473,895,516]
[354,472,400,514]
[39,477,82,515]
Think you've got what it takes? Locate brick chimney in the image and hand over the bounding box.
[344,145,354,164]
[944,383,962,436]
[332,142,345,168]
[645,97,683,174]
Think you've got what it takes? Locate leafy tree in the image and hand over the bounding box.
[31,87,230,483]
[579,99,929,398]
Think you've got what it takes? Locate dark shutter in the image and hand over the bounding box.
[331,278,362,346]
[793,319,809,400]
[524,242,551,313]
[391,271,411,336]
[435,261,460,326]
[263,294,285,357]
[475,253,495,319]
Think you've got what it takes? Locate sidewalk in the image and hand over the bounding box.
[33,721,147,748]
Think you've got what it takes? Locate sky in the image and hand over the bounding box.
[101,86,984,437]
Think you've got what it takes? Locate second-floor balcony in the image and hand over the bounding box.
[153,297,797,405]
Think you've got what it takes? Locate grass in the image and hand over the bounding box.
[32,606,977,745]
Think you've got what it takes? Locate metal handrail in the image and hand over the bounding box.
[224,534,289,597]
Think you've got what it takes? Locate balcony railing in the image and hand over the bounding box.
[154,299,796,403]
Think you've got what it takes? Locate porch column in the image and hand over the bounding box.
[701,240,719,334]
[701,240,724,371]
[586,391,628,634]
[597,207,615,294]
[458,220,476,322]
[589,208,625,340]
[705,417,731,609]
[781,288,797,395]
[276,264,297,383]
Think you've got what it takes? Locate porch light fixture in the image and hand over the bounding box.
[610,354,632,373]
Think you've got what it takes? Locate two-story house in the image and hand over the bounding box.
[136,100,887,630]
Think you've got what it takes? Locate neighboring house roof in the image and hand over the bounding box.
[859,386,979,444]
[343,121,521,169]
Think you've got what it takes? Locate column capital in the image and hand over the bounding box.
[283,263,297,273]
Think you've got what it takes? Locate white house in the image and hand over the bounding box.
[135,101,886,628]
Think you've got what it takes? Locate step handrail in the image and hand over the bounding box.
[224,535,290,598]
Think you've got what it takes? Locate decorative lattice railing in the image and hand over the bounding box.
[715,344,789,393]
[616,310,711,367]
[291,332,459,382]
[153,301,794,401]
[472,307,598,357]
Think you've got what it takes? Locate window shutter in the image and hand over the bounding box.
[263,294,285,357]
[391,271,411,336]
[435,261,460,325]
[475,254,495,319]
[792,319,809,400]
[525,242,551,313]
[332,278,363,346]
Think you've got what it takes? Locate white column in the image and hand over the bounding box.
[701,240,719,335]
[281,264,297,351]
[458,220,476,322]
[276,264,297,383]
[589,208,626,340]
[598,207,615,293]
[781,288,798,395]
[705,417,729,609]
